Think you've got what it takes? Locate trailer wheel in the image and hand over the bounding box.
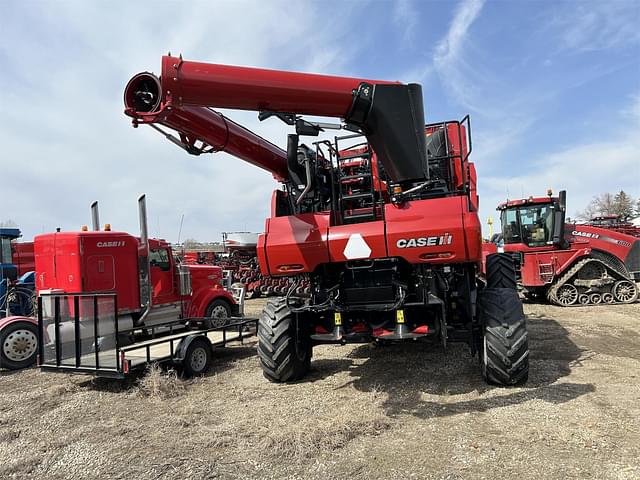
[182,337,212,377]
[478,288,529,386]
[485,253,517,290]
[0,321,38,370]
[257,297,311,383]
[204,299,231,328]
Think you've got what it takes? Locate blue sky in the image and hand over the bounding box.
[1,0,639,242]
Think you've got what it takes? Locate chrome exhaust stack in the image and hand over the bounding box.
[90,201,100,231]
[137,194,152,324]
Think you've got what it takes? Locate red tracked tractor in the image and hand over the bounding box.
[123,55,529,386]
[487,191,639,306]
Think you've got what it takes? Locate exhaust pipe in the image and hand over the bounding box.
[137,194,152,323]
[90,201,100,231]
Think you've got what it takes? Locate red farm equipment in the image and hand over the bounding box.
[35,196,252,378]
[488,191,639,306]
[121,54,528,386]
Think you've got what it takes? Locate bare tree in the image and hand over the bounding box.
[577,191,638,221]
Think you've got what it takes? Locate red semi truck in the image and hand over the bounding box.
[22,197,241,374]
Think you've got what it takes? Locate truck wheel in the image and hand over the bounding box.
[479,288,529,386]
[204,299,231,328]
[485,253,517,290]
[257,298,311,383]
[182,337,212,377]
[0,321,38,370]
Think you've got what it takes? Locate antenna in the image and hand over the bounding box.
[177,214,184,244]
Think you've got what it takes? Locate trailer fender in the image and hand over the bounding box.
[0,315,38,333]
[173,333,213,363]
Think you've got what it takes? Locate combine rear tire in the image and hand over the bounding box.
[478,288,529,386]
[485,254,518,290]
[257,298,311,382]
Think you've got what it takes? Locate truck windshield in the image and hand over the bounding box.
[501,204,554,247]
[1,237,12,264]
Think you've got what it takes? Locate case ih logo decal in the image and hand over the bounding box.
[396,233,453,249]
[96,241,126,248]
[572,230,600,239]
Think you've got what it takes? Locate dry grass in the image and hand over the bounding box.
[1,300,639,479]
[135,363,186,399]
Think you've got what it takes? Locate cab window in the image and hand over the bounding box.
[149,248,171,271]
[501,209,520,244]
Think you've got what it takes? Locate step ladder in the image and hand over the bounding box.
[336,150,378,224]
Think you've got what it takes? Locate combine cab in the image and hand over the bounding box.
[494,191,639,306]
[123,55,529,386]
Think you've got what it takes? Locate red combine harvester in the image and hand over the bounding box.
[120,55,528,386]
[36,197,250,377]
[489,191,639,306]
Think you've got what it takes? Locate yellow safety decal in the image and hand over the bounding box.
[396,310,405,323]
[334,312,342,325]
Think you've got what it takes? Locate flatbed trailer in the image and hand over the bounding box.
[37,293,257,379]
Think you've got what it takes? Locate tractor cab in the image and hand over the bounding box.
[497,190,567,250]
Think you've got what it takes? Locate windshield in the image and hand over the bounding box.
[501,204,554,247]
[1,237,12,264]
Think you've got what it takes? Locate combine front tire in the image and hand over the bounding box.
[485,254,518,290]
[257,298,311,382]
[478,288,529,386]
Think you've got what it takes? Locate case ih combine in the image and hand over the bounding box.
[121,54,529,386]
[489,191,639,306]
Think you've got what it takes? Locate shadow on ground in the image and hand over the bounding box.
[307,316,594,419]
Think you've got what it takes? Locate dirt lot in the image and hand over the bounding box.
[1,299,639,479]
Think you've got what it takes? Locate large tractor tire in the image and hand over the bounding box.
[257,297,311,382]
[485,253,518,290]
[478,288,529,386]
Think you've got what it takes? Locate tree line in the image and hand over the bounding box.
[576,191,640,222]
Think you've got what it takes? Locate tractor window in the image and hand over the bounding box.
[519,205,553,247]
[501,209,521,244]
[0,238,12,264]
[149,248,171,271]
[502,205,554,247]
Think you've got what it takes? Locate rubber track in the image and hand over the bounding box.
[479,288,529,386]
[546,257,637,306]
[486,254,518,290]
[257,297,309,382]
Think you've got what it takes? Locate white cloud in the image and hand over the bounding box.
[550,1,640,52]
[393,0,419,43]
[478,96,640,228]
[0,1,364,242]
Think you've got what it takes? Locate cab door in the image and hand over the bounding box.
[149,248,178,305]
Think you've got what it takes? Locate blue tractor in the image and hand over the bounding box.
[1,228,37,369]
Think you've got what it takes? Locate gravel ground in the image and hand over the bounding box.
[1,299,639,479]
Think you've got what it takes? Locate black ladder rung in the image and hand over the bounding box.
[341,192,373,201]
[340,174,372,182]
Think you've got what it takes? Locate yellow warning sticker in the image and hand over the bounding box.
[334,312,342,325]
[396,310,405,323]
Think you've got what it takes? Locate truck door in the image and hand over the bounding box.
[149,248,177,305]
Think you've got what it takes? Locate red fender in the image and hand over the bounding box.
[185,288,236,318]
